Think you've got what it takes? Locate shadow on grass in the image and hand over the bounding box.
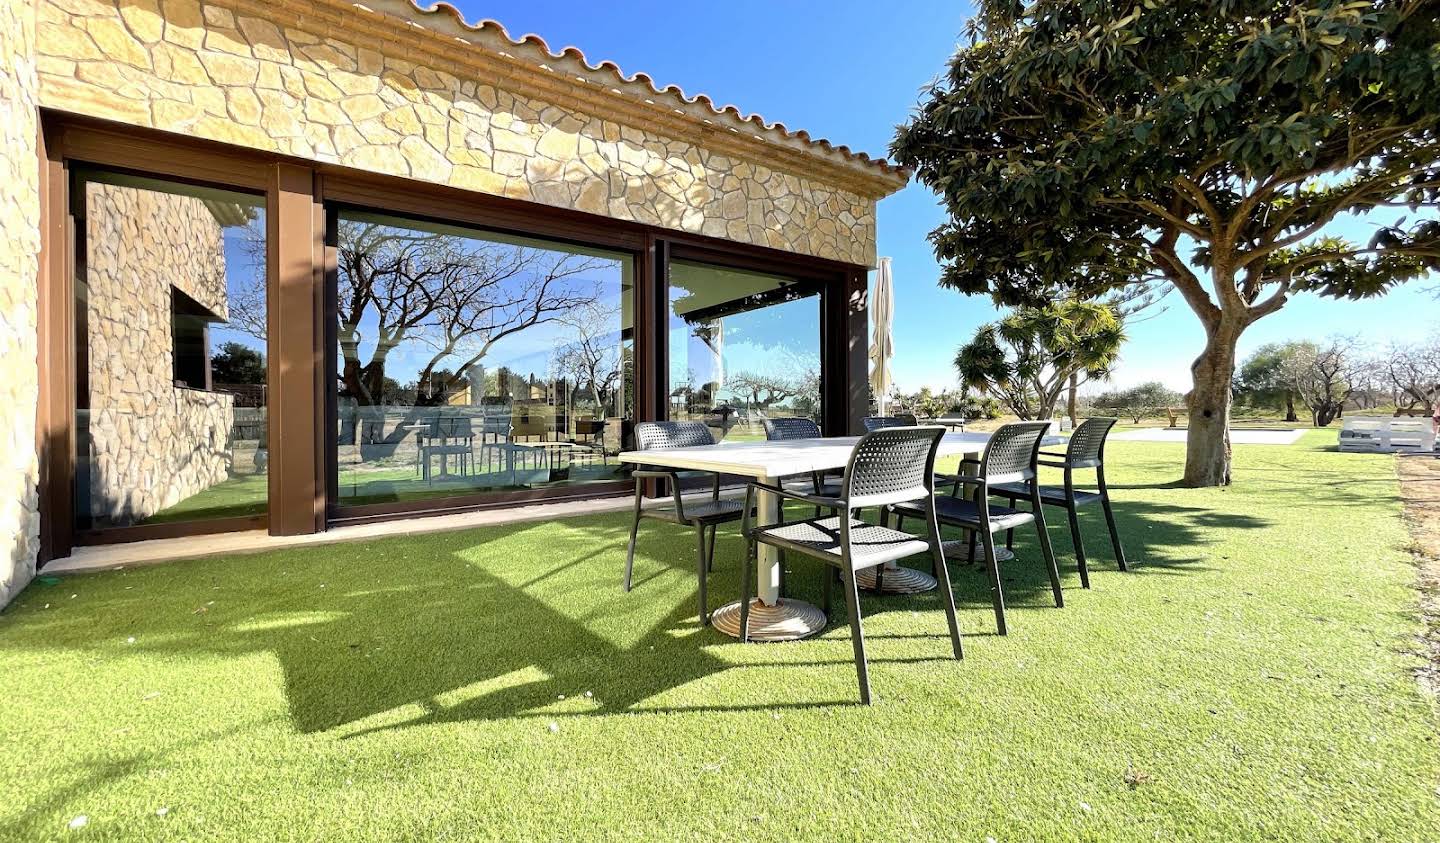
[4,497,1266,739]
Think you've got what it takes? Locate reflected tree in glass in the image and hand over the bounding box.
[331,219,605,458]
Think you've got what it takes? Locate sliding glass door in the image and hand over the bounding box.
[667,259,822,442]
[72,169,269,533]
[330,208,634,509]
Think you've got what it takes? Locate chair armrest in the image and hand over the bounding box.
[747,481,846,512]
[632,467,689,518]
[934,472,983,487]
[1037,459,1068,469]
[1038,451,1068,461]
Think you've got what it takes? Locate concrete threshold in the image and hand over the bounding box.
[44,489,742,576]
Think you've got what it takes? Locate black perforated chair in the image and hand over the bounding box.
[762,417,842,509]
[988,417,1127,587]
[890,421,1061,636]
[739,426,962,705]
[624,421,743,626]
[862,414,919,431]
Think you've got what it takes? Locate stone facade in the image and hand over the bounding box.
[81,180,239,525]
[33,0,893,265]
[0,0,41,607]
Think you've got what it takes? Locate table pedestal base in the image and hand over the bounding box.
[711,598,827,642]
[942,539,1015,563]
[856,565,937,593]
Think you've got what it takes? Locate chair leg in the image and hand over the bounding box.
[778,550,788,598]
[1098,470,1128,571]
[979,528,1007,636]
[841,569,871,705]
[930,526,963,660]
[695,524,710,626]
[706,523,717,573]
[1033,504,1064,608]
[967,530,979,565]
[739,537,755,643]
[1065,499,1091,589]
[623,483,642,592]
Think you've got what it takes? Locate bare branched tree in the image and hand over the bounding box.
[551,302,627,417]
[1280,337,1362,427]
[328,221,606,449]
[1385,336,1440,414]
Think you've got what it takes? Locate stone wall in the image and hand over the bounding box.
[81,180,236,525]
[0,0,41,607]
[35,0,882,265]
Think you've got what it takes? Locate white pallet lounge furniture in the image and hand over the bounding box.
[1337,416,1436,453]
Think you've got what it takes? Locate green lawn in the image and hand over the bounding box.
[1,432,1435,840]
[140,473,269,524]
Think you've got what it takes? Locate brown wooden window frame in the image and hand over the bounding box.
[35,114,868,561]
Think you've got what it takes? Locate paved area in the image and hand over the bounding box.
[1111,427,1308,445]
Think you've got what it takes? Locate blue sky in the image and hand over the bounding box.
[450,0,1437,393]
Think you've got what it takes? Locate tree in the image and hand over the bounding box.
[211,341,265,385]
[1093,381,1184,424]
[1384,336,1440,413]
[954,300,1126,419]
[892,0,1440,486]
[332,220,604,451]
[1236,343,1302,421]
[728,371,801,410]
[551,302,628,417]
[1280,337,1360,426]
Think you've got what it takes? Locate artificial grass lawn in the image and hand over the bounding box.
[2,432,1436,840]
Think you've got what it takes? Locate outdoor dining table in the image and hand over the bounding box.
[618,429,1064,642]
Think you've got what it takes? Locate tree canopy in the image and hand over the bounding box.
[893,0,1440,484]
[954,299,1125,419]
[1092,381,1183,423]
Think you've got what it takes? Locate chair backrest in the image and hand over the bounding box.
[1066,417,1116,469]
[634,420,715,452]
[979,421,1051,486]
[430,415,473,440]
[862,414,919,432]
[842,426,945,510]
[762,417,821,440]
[481,415,512,438]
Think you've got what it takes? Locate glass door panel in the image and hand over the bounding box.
[331,209,633,507]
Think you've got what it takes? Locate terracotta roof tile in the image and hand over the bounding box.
[360,1,909,190]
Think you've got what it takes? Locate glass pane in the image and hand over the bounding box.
[74,170,268,529]
[332,210,633,506]
[668,260,822,442]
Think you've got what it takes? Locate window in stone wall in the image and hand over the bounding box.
[330,208,634,508]
[171,286,221,390]
[72,169,268,531]
[668,260,823,442]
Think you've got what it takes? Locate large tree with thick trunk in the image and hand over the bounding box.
[892,0,1440,485]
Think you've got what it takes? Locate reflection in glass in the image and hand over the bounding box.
[74,170,268,529]
[332,210,632,505]
[668,260,822,442]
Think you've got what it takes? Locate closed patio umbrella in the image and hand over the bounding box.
[868,257,894,415]
[860,257,933,594]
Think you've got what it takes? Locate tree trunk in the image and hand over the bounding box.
[1067,372,1079,425]
[1284,393,1297,423]
[1183,320,1243,487]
